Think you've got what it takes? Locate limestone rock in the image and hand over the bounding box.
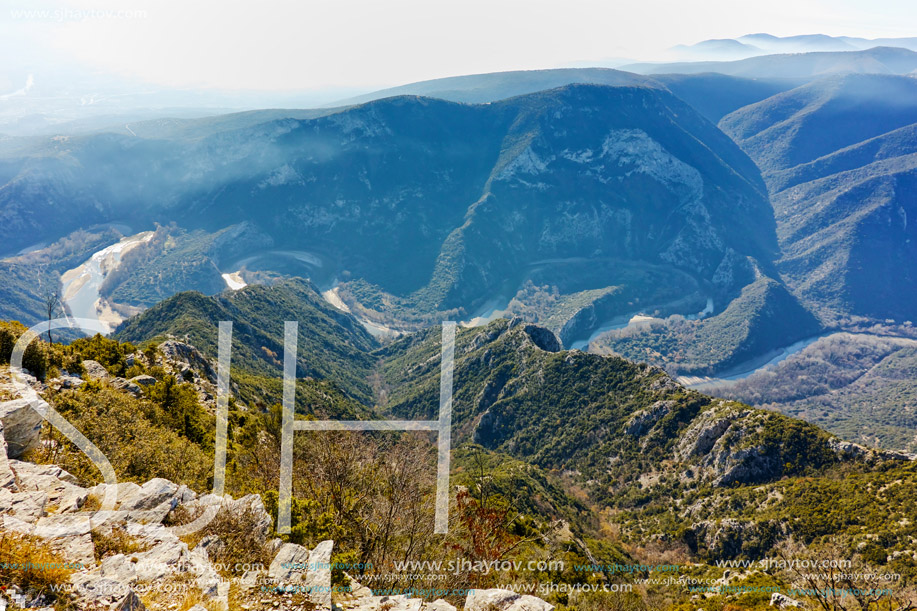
[81,360,112,381]
[0,489,47,523]
[33,514,95,565]
[269,539,334,608]
[625,400,675,436]
[110,377,143,397]
[771,592,803,608]
[465,589,554,611]
[0,422,18,490]
[130,374,157,388]
[0,399,42,458]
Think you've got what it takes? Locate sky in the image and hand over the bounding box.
[2,0,917,95]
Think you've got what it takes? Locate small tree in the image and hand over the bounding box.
[44,290,61,344]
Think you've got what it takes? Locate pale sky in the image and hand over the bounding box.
[3,0,917,93]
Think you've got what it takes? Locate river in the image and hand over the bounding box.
[60,232,153,334]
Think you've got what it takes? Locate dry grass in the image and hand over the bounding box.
[0,532,77,606]
[167,501,272,578]
[91,522,152,561]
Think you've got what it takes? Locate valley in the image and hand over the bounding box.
[4,31,917,611]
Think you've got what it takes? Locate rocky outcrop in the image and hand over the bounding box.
[0,421,16,489]
[268,540,334,608]
[521,323,561,353]
[0,421,329,610]
[158,340,217,384]
[686,518,787,560]
[625,400,675,436]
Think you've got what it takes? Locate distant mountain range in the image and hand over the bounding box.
[669,33,917,61]
[623,46,917,78]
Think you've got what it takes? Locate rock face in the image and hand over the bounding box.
[625,400,675,436]
[686,518,787,560]
[0,398,41,458]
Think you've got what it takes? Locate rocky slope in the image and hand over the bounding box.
[0,421,554,611]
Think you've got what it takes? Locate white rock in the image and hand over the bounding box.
[10,461,80,484]
[81,360,111,381]
[269,540,334,608]
[0,489,47,523]
[32,514,95,565]
[268,541,311,582]
[771,592,803,608]
[69,572,130,606]
[0,422,17,490]
[464,589,554,611]
[16,473,87,513]
[0,399,42,458]
[120,478,181,511]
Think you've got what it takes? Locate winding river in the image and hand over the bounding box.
[60,232,153,334]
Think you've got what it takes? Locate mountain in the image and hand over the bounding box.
[720,74,917,322]
[669,33,917,62]
[738,33,861,53]
[652,73,802,122]
[669,38,764,61]
[622,47,917,79]
[0,84,802,374]
[110,289,917,567]
[329,68,656,105]
[115,278,380,404]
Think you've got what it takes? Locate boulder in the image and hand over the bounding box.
[268,541,311,582]
[81,360,111,381]
[771,592,803,608]
[119,478,181,511]
[130,375,157,388]
[0,399,42,458]
[465,589,554,611]
[110,377,143,397]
